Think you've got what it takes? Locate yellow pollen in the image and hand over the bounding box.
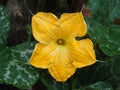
[57,39,65,45]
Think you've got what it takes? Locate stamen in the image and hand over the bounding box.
[57,39,65,45]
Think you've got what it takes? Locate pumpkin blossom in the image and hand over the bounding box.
[29,12,96,82]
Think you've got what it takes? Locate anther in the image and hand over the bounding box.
[57,39,65,45]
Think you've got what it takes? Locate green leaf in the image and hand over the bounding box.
[77,82,113,90]
[111,56,120,77]
[108,0,120,22]
[87,0,120,56]
[88,0,109,24]
[86,81,113,90]
[86,19,120,56]
[0,42,39,89]
[86,19,106,41]
[0,5,10,45]
[99,26,120,56]
[88,0,120,24]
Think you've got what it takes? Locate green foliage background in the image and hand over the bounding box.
[0,0,120,90]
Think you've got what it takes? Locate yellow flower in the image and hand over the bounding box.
[29,12,96,82]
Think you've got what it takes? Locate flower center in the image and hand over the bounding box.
[57,39,65,45]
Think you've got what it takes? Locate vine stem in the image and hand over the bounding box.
[23,0,33,16]
[97,60,106,63]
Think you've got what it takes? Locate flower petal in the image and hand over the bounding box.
[32,12,59,44]
[48,63,76,82]
[29,43,56,69]
[69,39,96,68]
[59,12,87,37]
[47,46,76,82]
